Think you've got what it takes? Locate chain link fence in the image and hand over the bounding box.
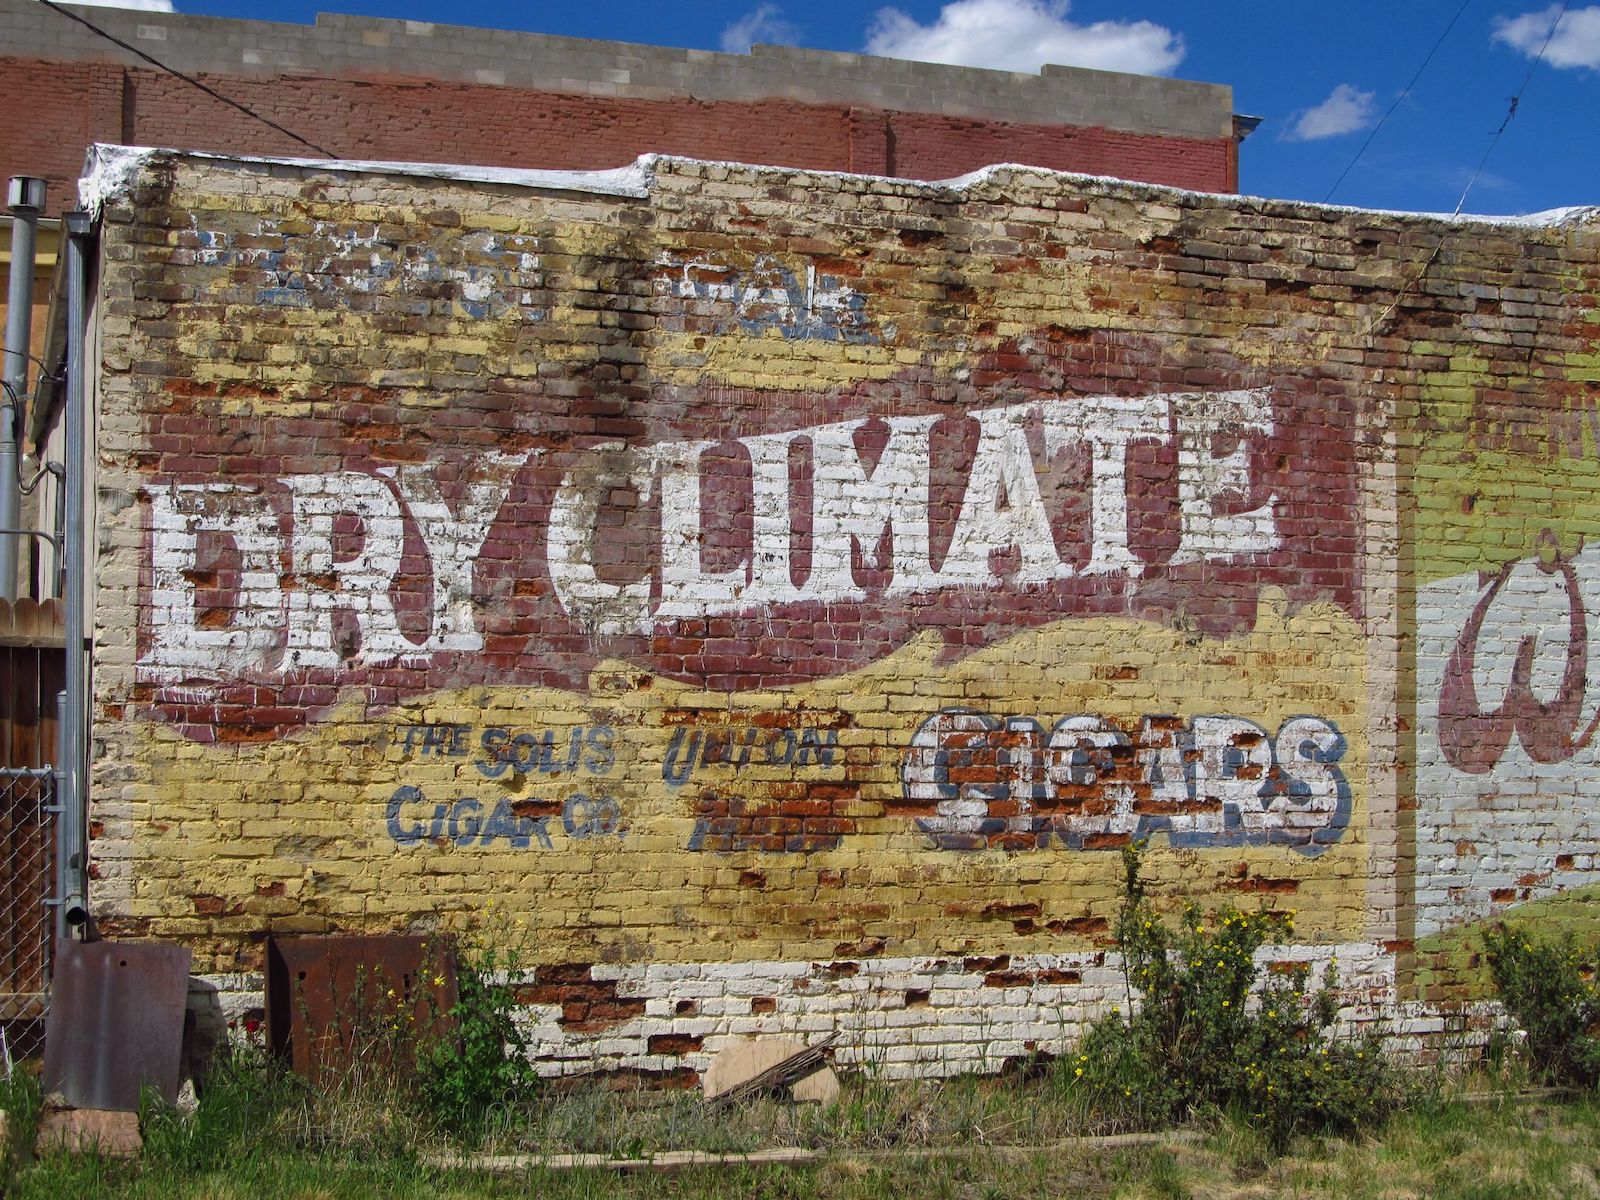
[0,767,54,1060]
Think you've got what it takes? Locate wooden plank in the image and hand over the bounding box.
[425,1131,1203,1175]
[39,649,61,768]
[13,645,38,771]
[17,761,48,994]
[0,993,48,1021]
[705,1034,839,1108]
[0,598,68,648]
[14,600,38,641]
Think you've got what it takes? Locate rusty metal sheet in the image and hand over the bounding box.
[265,934,457,1085]
[42,940,192,1110]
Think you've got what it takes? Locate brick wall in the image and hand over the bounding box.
[83,149,1600,1077]
[0,59,1234,219]
[0,0,1238,218]
[882,111,1229,192]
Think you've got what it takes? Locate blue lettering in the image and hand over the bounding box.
[664,728,700,786]
[386,785,425,846]
[585,725,616,775]
[449,798,483,845]
[475,728,512,778]
[480,797,531,848]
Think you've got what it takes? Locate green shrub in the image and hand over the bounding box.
[418,939,540,1133]
[1482,923,1600,1088]
[1065,843,1396,1149]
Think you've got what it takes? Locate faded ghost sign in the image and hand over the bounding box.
[138,385,1317,706]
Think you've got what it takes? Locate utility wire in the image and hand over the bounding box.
[1362,0,1570,337]
[1324,0,1472,203]
[1453,0,1570,215]
[35,0,338,159]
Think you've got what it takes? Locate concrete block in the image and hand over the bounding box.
[36,1108,142,1159]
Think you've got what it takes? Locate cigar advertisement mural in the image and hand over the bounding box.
[82,148,1598,1072]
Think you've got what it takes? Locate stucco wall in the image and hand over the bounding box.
[85,148,1600,1076]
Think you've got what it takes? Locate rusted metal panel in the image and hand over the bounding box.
[265,934,457,1084]
[41,940,191,1110]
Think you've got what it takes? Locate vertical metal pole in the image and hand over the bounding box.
[55,212,90,942]
[52,689,70,945]
[2,177,47,602]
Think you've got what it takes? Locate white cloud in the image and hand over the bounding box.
[721,4,798,54]
[1493,5,1600,68]
[1285,84,1378,142]
[65,0,176,9]
[864,0,1183,76]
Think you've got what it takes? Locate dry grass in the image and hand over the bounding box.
[7,1062,1600,1200]
[474,1067,1115,1160]
[1159,1095,1600,1200]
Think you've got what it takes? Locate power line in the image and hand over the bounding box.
[1357,0,1571,338]
[35,0,338,160]
[1453,0,1570,215]
[1324,0,1473,203]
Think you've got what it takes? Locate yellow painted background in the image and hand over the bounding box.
[124,599,1368,970]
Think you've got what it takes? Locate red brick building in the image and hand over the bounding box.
[0,0,1249,219]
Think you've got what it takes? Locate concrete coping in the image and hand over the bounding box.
[76,143,1600,233]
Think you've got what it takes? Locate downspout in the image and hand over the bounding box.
[1229,115,1262,196]
[2,178,47,601]
[54,210,92,940]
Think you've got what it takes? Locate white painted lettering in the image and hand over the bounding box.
[654,440,745,620]
[284,472,411,669]
[548,443,655,636]
[939,404,1070,586]
[1171,388,1280,564]
[387,451,530,653]
[1041,393,1170,576]
[740,429,810,606]
[808,415,944,600]
[1191,715,1272,832]
[139,483,284,680]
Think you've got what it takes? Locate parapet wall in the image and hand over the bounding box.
[3,2,1229,137]
[85,147,1600,1076]
[0,0,1237,220]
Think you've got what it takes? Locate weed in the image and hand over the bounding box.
[0,1064,41,1182]
[1064,842,1397,1150]
[1483,923,1600,1089]
[418,937,541,1135]
[140,1041,297,1170]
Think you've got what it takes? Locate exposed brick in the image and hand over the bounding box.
[77,147,1600,1084]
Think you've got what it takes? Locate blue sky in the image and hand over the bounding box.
[79,0,1600,216]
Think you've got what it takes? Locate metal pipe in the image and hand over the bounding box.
[51,692,85,938]
[55,210,90,944]
[20,459,67,597]
[49,462,65,598]
[2,177,47,601]
[0,527,61,554]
